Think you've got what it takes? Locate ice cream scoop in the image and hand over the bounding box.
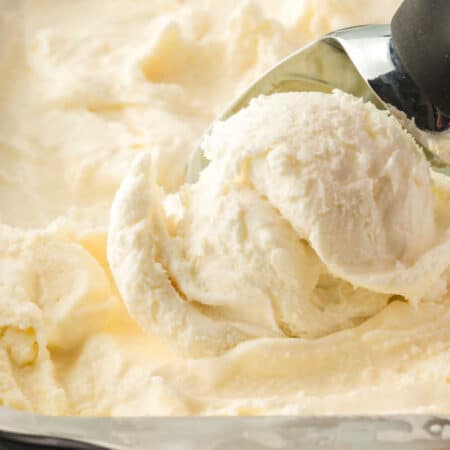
[187,0,450,181]
[108,89,450,358]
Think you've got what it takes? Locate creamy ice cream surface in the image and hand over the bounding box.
[108,91,450,415]
[3,0,450,417]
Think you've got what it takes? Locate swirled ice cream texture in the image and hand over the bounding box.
[5,0,450,417]
[108,91,450,358]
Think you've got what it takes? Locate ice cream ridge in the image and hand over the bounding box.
[2,0,450,417]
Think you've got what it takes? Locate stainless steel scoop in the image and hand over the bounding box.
[187,0,450,182]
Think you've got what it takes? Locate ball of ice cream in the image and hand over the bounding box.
[108,91,450,357]
[110,90,436,357]
[203,91,450,301]
[204,91,434,271]
[108,90,450,357]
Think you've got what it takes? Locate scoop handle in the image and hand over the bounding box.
[391,0,450,115]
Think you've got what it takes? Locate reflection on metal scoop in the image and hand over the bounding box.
[187,0,450,182]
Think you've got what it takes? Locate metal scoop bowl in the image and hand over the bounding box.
[187,0,450,182]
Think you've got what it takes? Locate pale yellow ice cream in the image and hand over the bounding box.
[110,90,442,358]
[4,0,450,418]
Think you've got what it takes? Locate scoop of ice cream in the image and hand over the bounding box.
[114,91,450,357]
[203,91,450,301]
[108,91,450,358]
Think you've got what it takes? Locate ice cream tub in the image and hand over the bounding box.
[1,411,450,449]
[0,409,450,450]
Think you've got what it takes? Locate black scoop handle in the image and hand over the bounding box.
[391,0,450,116]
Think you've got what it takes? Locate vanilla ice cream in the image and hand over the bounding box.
[4,0,450,418]
[108,90,450,355]
[201,92,450,303]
